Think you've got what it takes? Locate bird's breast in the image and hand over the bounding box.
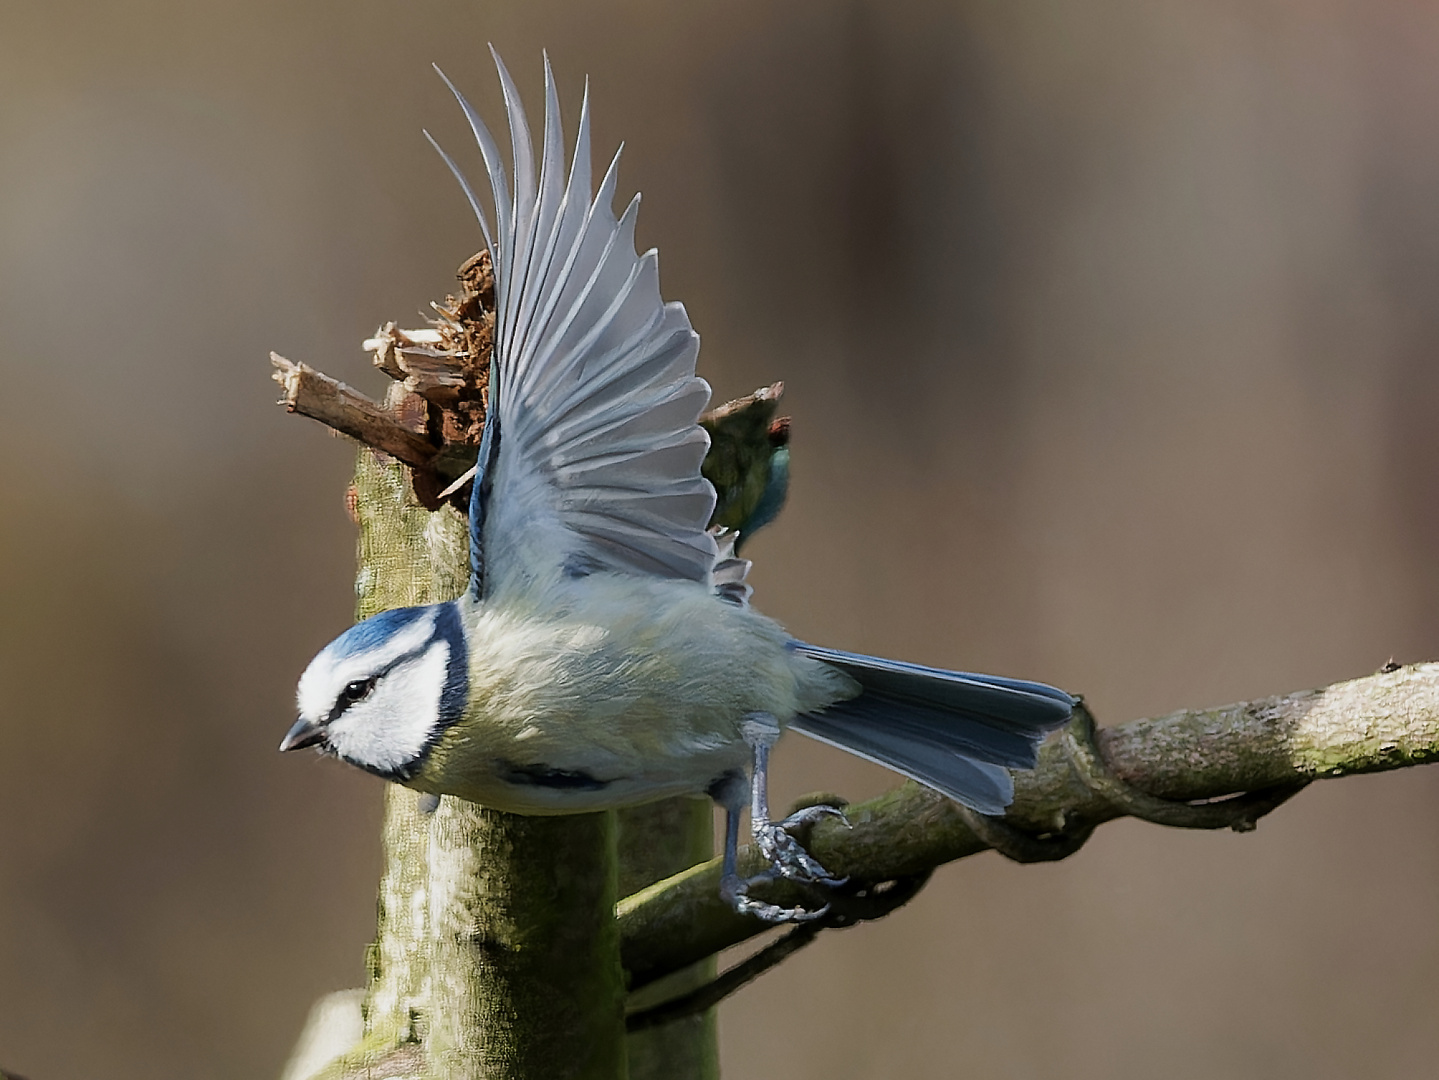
[409,577,836,813]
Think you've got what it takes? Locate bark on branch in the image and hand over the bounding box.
[618,662,1439,988]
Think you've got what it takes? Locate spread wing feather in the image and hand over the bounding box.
[433,51,717,596]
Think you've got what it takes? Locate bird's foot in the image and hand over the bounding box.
[718,804,850,924]
[711,723,852,924]
[720,869,829,924]
[753,804,850,888]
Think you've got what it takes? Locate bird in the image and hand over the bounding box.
[699,383,790,548]
[280,51,1075,923]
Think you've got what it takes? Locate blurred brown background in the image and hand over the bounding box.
[2,1,1438,1077]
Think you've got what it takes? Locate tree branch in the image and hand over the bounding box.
[618,662,1439,989]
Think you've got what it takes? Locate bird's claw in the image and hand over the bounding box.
[753,805,851,888]
[781,802,851,832]
[736,894,831,923]
[721,873,831,924]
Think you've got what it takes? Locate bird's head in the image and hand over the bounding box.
[280,602,468,781]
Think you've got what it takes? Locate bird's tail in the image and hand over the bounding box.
[789,643,1075,816]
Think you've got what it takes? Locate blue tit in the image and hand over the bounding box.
[700,383,789,549]
[281,52,1074,923]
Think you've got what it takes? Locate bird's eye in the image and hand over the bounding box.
[341,677,376,704]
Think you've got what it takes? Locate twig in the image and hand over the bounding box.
[619,661,1439,989]
[626,925,822,1033]
[270,353,436,470]
[625,869,931,1031]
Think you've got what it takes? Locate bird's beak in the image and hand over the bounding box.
[279,716,326,752]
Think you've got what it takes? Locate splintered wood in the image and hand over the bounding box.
[270,251,496,510]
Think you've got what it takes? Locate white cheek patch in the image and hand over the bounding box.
[327,643,450,774]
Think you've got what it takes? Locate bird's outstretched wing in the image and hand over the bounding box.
[430,51,717,598]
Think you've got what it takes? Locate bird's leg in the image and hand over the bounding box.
[711,768,820,923]
[742,713,849,890]
[708,715,849,923]
[709,770,762,910]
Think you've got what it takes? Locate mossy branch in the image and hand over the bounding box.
[618,662,1439,989]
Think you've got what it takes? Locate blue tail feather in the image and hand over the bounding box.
[790,643,1075,814]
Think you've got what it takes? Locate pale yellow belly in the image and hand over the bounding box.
[410,575,856,814]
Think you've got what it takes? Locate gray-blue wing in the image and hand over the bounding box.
[431,52,717,597]
[790,644,1076,815]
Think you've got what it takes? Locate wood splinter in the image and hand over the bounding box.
[364,323,471,405]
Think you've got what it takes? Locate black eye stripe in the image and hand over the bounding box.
[327,635,447,723]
